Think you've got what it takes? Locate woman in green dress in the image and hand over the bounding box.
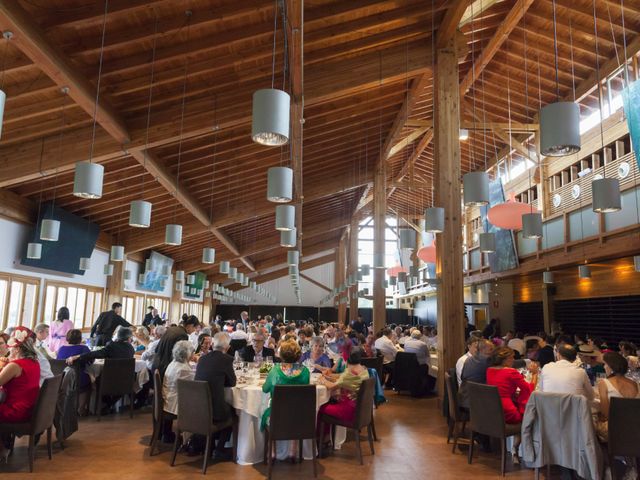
[261,339,310,430]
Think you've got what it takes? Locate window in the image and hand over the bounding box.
[42,281,103,329]
[180,301,203,320]
[123,294,171,325]
[0,274,40,330]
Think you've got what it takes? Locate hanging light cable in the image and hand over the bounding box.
[74,0,108,199]
[165,11,192,246]
[0,31,13,139]
[130,13,159,228]
[203,95,218,264]
[28,139,46,259]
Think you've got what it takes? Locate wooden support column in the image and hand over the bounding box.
[434,37,465,397]
[373,159,387,333]
[170,282,182,323]
[105,260,125,310]
[349,217,359,322]
[542,284,554,334]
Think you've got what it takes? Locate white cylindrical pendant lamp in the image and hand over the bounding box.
[129,200,152,228]
[110,245,125,262]
[287,250,299,266]
[425,207,445,233]
[175,270,185,282]
[592,178,622,213]
[373,253,385,269]
[0,89,5,139]
[280,228,296,248]
[40,219,60,241]
[165,224,182,245]
[202,247,215,264]
[73,162,104,199]
[389,276,397,286]
[187,274,196,284]
[104,264,114,276]
[543,271,555,284]
[242,278,249,287]
[145,258,154,272]
[479,232,496,253]
[463,171,490,206]
[123,269,131,280]
[79,257,91,270]
[251,88,290,146]
[267,166,293,203]
[398,228,416,250]
[275,204,295,231]
[522,212,543,239]
[204,280,210,289]
[229,267,238,280]
[138,273,145,283]
[540,102,581,157]
[361,264,370,276]
[27,242,42,259]
[190,287,196,295]
[288,265,299,276]
[219,261,230,274]
[579,264,591,279]
[175,282,182,292]
[161,264,171,276]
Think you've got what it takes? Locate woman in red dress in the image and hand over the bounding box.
[0,326,41,462]
[486,346,538,463]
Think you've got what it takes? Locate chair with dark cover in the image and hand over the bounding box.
[95,358,135,422]
[54,366,79,449]
[443,367,457,437]
[392,352,426,397]
[263,385,317,479]
[170,379,233,474]
[466,382,521,476]
[0,375,63,472]
[318,377,376,465]
[228,339,247,357]
[48,359,68,377]
[445,371,469,453]
[608,397,640,479]
[361,356,383,381]
[149,369,175,456]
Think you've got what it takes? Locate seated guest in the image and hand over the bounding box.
[195,332,212,355]
[240,333,274,363]
[230,323,248,341]
[317,347,369,450]
[300,336,332,372]
[49,307,74,354]
[524,338,540,361]
[507,332,526,358]
[577,344,605,385]
[363,333,375,358]
[66,327,135,368]
[57,329,91,388]
[266,327,281,351]
[143,307,164,328]
[153,315,199,377]
[403,329,430,367]
[261,340,309,431]
[536,334,555,368]
[539,344,594,403]
[133,326,151,352]
[374,328,398,388]
[486,346,538,463]
[194,332,236,460]
[0,333,9,370]
[162,340,195,418]
[595,352,640,444]
[0,327,41,460]
[141,326,166,371]
[456,337,479,386]
[33,323,54,360]
[458,339,495,408]
[618,341,639,370]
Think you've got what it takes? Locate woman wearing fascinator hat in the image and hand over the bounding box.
[0,326,41,462]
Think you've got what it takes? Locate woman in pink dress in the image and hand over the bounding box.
[48,307,74,354]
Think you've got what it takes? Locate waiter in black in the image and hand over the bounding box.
[90,302,131,346]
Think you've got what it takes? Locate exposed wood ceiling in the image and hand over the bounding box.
[0,0,638,287]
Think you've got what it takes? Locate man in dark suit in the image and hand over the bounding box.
[142,306,154,327]
[90,302,131,346]
[195,332,236,461]
[152,315,199,376]
[239,333,274,363]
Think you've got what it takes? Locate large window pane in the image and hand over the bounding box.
[22,283,37,328]
[56,288,67,316]
[74,289,86,327]
[43,285,56,324]
[0,279,9,330]
[7,282,23,328]
[67,287,78,324]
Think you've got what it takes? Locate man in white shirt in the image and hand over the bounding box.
[34,323,54,360]
[403,329,429,366]
[455,337,479,385]
[240,311,249,329]
[141,326,166,371]
[374,328,399,388]
[230,323,248,341]
[539,344,594,403]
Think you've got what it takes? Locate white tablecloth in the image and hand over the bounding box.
[86,358,149,392]
[224,382,346,465]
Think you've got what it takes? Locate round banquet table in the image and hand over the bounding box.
[224,381,346,465]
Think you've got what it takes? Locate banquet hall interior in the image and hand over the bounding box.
[0,0,640,478]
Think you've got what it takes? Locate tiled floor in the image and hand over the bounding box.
[1,394,536,479]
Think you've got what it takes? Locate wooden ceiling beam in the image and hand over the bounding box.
[436,0,472,49]
[0,0,130,143]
